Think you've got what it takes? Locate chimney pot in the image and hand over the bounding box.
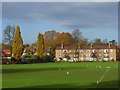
[61,44,64,49]
[109,43,111,48]
[90,44,93,48]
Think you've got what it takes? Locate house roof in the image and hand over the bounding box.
[56,45,117,50]
[2,49,11,54]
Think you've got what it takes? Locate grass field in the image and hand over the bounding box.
[2,62,118,88]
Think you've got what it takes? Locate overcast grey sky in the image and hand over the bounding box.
[2,2,118,44]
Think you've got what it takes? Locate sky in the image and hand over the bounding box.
[2,2,118,45]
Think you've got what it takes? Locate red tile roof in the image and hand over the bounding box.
[3,50,11,54]
[56,45,117,50]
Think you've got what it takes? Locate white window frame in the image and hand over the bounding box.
[63,50,66,53]
[99,49,101,52]
[93,50,96,52]
[69,49,71,52]
[99,53,101,56]
[110,49,113,52]
[80,50,83,52]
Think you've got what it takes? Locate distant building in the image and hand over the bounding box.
[55,44,117,61]
[2,49,11,57]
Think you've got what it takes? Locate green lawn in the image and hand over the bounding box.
[2,62,118,88]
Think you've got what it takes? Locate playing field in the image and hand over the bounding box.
[2,62,118,88]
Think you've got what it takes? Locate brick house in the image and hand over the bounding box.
[2,49,11,57]
[55,44,117,61]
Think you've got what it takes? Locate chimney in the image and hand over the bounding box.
[90,44,93,48]
[61,44,64,49]
[109,43,111,48]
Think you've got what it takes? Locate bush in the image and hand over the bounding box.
[65,55,71,60]
[59,58,63,60]
[102,60,107,62]
[42,55,54,62]
[21,54,38,60]
[111,59,114,62]
[8,54,11,57]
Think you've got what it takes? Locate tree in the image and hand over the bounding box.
[102,39,109,45]
[72,29,83,61]
[78,39,88,47]
[44,30,59,49]
[93,38,102,45]
[44,30,59,58]
[23,44,29,48]
[55,32,74,46]
[12,25,24,61]
[109,40,117,45]
[37,32,45,59]
[3,25,15,52]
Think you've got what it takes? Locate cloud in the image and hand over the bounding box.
[2,2,118,30]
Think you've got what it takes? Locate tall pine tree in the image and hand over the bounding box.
[37,32,45,59]
[12,25,24,60]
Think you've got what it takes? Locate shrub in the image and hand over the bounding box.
[42,55,54,62]
[65,55,71,60]
[21,54,38,60]
[111,59,114,62]
[11,57,17,61]
[59,57,63,60]
[8,54,11,57]
[102,60,107,62]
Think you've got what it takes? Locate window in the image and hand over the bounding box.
[58,50,60,53]
[110,57,113,60]
[69,49,71,52]
[80,54,83,56]
[80,50,83,52]
[111,53,113,56]
[93,50,96,52]
[110,49,113,52]
[86,50,90,52]
[86,54,90,56]
[99,54,101,56]
[63,50,66,53]
[104,49,108,53]
[99,49,101,52]
[80,58,83,60]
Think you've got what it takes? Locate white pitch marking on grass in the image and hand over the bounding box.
[97,81,99,85]
[96,66,97,68]
[67,72,69,75]
[59,68,61,71]
[99,68,110,83]
[106,67,110,68]
[86,65,88,67]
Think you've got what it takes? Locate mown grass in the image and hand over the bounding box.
[2,61,118,88]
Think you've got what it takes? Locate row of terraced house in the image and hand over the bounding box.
[55,44,119,61]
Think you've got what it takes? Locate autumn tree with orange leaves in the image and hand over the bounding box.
[55,32,74,46]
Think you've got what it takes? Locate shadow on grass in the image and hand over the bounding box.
[2,66,86,74]
[20,80,118,89]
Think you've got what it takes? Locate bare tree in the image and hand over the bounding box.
[3,25,15,52]
[72,29,83,61]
